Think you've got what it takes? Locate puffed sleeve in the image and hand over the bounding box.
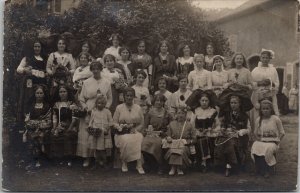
[206,71,212,89]
[113,105,121,124]
[46,53,54,75]
[105,83,113,108]
[188,71,194,90]
[78,81,88,110]
[275,116,285,139]
[68,54,76,74]
[17,57,27,74]
[246,69,253,89]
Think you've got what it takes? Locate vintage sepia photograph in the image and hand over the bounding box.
[2,0,300,191]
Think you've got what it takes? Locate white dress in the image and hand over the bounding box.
[188,69,212,90]
[46,52,76,75]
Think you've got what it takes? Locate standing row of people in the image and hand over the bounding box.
[16,34,284,178]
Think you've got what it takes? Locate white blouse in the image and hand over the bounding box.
[101,68,120,84]
[103,46,121,61]
[251,64,279,90]
[211,70,229,87]
[188,69,212,90]
[73,65,93,82]
[46,52,76,75]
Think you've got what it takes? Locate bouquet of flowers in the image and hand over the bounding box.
[86,127,102,137]
[113,123,135,135]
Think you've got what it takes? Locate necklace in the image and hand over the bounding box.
[35,102,43,109]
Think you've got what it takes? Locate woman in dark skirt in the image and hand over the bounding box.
[49,85,79,166]
[24,85,52,168]
[16,40,48,123]
[214,94,252,177]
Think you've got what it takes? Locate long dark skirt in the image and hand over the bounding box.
[49,130,78,158]
[26,129,51,159]
[214,135,249,167]
[195,137,216,162]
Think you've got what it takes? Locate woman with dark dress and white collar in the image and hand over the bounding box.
[153,40,178,93]
[176,44,194,76]
[17,40,48,122]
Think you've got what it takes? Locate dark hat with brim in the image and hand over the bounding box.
[185,89,218,111]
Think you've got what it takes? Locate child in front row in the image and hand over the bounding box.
[87,95,113,169]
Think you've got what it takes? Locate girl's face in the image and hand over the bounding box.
[177,110,186,122]
[158,79,167,90]
[182,46,190,56]
[261,104,272,117]
[33,42,41,55]
[79,54,88,66]
[137,42,146,54]
[206,45,214,55]
[160,43,168,53]
[136,74,145,84]
[154,98,163,109]
[200,96,209,109]
[82,43,89,53]
[194,57,205,69]
[112,37,119,47]
[105,57,115,69]
[57,40,66,52]
[121,49,130,61]
[214,58,223,71]
[260,53,271,65]
[230,97,240,111]
[224,58,231,69]
[179,78,188,89]
[96,99,106,110]
[91,66,101,77]
[124,91,134,104]
[234,54,244,67]
[59,87,68,101]
[35,88,44,101]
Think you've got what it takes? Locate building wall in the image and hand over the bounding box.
[218,0,299,68]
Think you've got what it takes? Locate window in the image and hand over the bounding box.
[54,0,61,13]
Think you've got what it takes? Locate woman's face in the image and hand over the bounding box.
[136,74,145,84]
[160,43,168,53]
[124,91,134,104]
[179,78,188,89]
[182,45,190,56]
[177,110,186,122]
[137,42,146,54]
[260,53,271,65]
[200,96,209,109]
[59,87,68,101]
[121,49,130,61]
[96,99,106,110]
[82,43,89,53]
[35,88,44,101]
[158,79,167,90]
[206,45,214,55]
[261,104,272,117]
[194,57,204,69]
[214,58,223,71]
[91,66,101,77]
[33,42,41,55]
[230,97,240,111]
[105,57,115,69]
[57,40,66,52]
[234,54,244,67]
[79,54,88,66]
[112,37,119,47]
[154,98,163,109]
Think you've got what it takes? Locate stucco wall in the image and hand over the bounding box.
[218,0,299,67]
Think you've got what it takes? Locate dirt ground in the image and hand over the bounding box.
[2,114,298,192]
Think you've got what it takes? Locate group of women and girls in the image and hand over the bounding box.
[17,33,285,178]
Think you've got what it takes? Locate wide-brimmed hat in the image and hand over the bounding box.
[185,89,218,111]
[218,86,253,112]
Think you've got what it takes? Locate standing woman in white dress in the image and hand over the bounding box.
[188,54,212,91]
[211,55,229,97]
[77,61,112,167]
[251,49,280,128]
[103,33,122,62]
[204,42,215,72]
[176,44,194,76]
